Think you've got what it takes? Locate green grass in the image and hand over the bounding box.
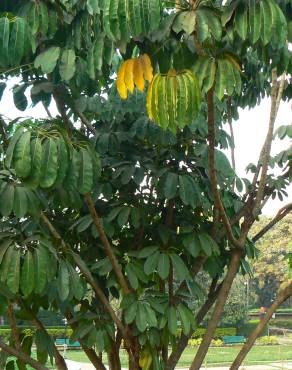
[24,345,292,369]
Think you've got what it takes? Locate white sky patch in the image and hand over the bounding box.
[1,77,291,217]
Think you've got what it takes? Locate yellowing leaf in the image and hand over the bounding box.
[117,61,128,99]
[124,59,135,94]
[133,59,145,92]
[140,54,153,82]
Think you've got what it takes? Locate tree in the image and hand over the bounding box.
[0,1,291,370]
[250,214,292,308]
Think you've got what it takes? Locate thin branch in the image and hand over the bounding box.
[7,303,21,350]
[207,89,242,248]
[190,249,242,370]
[0,339,49,370]
[40,212,130,344]
[76,109,97,134]
[253,203,292,243]
[230,279,292,370]
[84,193,131,294]
[166,280,222,370]
[65,311,106,370]
[227,98,236,172]
[42,103,52,118]
[253,70,285,215]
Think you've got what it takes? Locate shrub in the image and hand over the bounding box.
[237,320,268,337]
[191,327,236,338]
[270,319,292,329]
[0,327,73,341]
[256,336,279,345]
[188,338,223,347]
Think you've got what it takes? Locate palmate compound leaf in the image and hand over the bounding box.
[146,69,201,132]
[117,54,153,99]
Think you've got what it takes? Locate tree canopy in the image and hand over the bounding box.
[0,1,291,370]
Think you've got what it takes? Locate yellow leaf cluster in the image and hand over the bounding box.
[116,54,153,99]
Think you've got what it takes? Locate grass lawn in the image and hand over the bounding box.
[24,345,292,369]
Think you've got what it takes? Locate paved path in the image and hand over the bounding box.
[65,360,292,370]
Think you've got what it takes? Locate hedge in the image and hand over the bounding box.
[270,319,292,330]
[0,327,73,340]
[237,320,268,337]
[191,327,236,338]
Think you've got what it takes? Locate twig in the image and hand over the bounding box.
[0,339,49,370]
[207,89,242,248]
[84,193,131,294]
[253,203,292,243]
[253,70,285,215]
[227,98,236,172]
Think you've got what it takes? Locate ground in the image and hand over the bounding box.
[23,345,292,369]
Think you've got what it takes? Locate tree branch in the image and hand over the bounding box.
[7,303,21,350]
[166,279,222,370]
[252,203,292,243]
[0,339,49,370]
[227,98,236,171]
[252,70,285,215]
[190,249,242,370]
[40,212,130,344]
[230,279,292,370]
[207,89,242,248]
[84,193,131,294]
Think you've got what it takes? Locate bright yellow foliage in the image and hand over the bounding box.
[116,54,153,99]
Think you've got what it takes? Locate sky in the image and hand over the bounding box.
[0,78,291,217]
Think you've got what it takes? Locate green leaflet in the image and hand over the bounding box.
[128,0,142,37]
[0,244,14,284]
[178,174,196,207]
[144,303,157,327]
[28,2,40,35]
[87,45,95,80]
[176,73,187,129]
[0,17,10,67]
[192,57,210,87]
[164,172,178,199]
[13,130,31,178]
[198,8,222,41]
[157,253,170,279]
[196,9,209,42]
[126,264,139,289]
[103,1,115,39]
[117,206,131,227]
[78,148,93,194]
[23,137,43,189]
[118,0,130,42]
[103,38,114,65]
[34,246,48,294]
[13,186,28,218]
[40,138,58,188]
[5,127,25,169]
[203,59,216,93]
[21,250,35,297]
[13,84,28,111]
[177,304,191,335]
[149,0,160,31]
[54,137,69,187]
[166,73,177,132]
[136,303,147,332]
[223,59,235,96]
[144,250,160,275]
[39,2,49,36]
[109,0,121,40]
[34,46,60,74]
[68,263,84,300]
[6,248,20,294]
[0,184,14,216]
[94,36,104,70]
[0,239,12,266]
[215,59,226,100]
[24,189,41,218]
[9,17,28,66]
[248,0,261,44]
[59,49,76,81]
[57,260,70,301]
[260,0,272,45]
[167,306,177,335]
[170,253,190,281]
[87,0,100,15]
[235,6,248,40]
[157,75,168,129]
[125,301,138,324]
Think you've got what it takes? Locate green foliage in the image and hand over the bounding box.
[0,0,290,369]
[256,336,279,346]
[191,327,236,339]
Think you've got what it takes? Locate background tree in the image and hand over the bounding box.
[0,1,291,370]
